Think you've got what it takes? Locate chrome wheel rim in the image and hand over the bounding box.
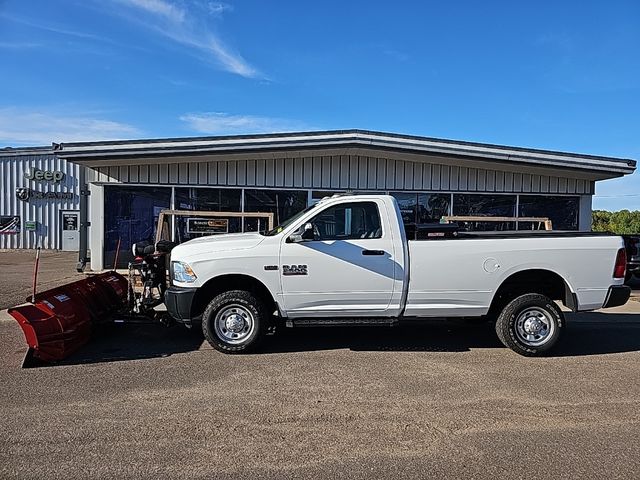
[514,307,555,347]
[214,304,255,345]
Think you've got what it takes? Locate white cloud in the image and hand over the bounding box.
[112,0,260,78]
[118,0,186,23]
[180,112,308,135]
[0,108,142,146]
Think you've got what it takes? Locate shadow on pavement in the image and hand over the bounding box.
[27,323,205,368]
[25,312,640,367]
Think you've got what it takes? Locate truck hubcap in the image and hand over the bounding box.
[215,304,255,344]
[515,307,555,347]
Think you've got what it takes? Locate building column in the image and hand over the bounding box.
[89,183,104,271]
[579,195,593,232]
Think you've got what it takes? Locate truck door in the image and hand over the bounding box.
[279,200,398,317]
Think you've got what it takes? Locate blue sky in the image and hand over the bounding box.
[0,0,638,210]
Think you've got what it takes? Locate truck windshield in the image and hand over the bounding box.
[263,204,318,236]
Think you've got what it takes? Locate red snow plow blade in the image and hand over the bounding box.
[8,272,128,363]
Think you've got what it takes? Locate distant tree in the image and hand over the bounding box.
[592,209,640,234]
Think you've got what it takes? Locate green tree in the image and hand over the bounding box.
[592,209,640,234]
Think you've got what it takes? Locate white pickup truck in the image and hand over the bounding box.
[165,194,630,356]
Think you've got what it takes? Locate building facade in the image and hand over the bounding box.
[0,147,80,250]
[53,130,636,271]
[2,131,635,271]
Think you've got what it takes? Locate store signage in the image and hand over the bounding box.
[24,168,65,183]
[186,218,229,234]
[25,221,37,231]
[63,213,78,231]
[15,188,74,202]
[0,216,20,234]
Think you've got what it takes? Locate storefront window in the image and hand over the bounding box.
[453,194,517,231]
[244,190,308,228]
[104,186,171,268]
[391,192,450,226]
[518,195,579,230]
[174,188,242,241]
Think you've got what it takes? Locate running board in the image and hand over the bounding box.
[286,317,399,328]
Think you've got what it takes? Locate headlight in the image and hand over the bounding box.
[172,261,197,283]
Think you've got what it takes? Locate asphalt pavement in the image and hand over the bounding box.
[1,249,639,479]
[1,302,639,479]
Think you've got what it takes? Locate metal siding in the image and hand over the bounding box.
[284,158,294,187]
[303,157,313,188]
[331,156,341,188]
[376,158,386,189]
[393,160,403,190]
[431,164,441,190]
[256,159,265,186]
[422,164,432,190]
[218,161,228,185]
[350,155,360,189]
[440,165,450,190]
[386,158,395,190]
[197,163,207,185]
[227,160,237,186]
[358,156,368,189]
[540,175,549,193]
[469,168,478,191]
[322,156,332,188]
[312,157,322,188]
[495,171,504,192]
[458,167,468,191]
[404,160,415,190]
[476,169,486,191]
[149,164,159,184]
[449,166,459,191]
[247,159,256,186]
[558,177,568,193]
[413,162,423,190]
[264,159,274,186]
[367,157,378,190]
[274,158,284,187]
[0,153,79,250]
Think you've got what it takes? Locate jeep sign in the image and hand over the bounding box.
[24,168,65,183]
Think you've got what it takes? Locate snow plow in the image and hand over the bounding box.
[7,209,274,367]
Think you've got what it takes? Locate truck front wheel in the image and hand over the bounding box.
[495,293,564,356]
[202,290,266,353]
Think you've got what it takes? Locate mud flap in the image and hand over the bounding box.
[7,272,129,364]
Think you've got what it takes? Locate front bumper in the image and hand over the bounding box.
[165,286,197,323]
[602,285,631,309]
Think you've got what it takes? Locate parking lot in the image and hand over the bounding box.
[1,250,639,479]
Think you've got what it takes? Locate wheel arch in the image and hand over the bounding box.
[191,273,278,320]
[488,268,576,318]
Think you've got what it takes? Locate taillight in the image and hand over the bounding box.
[613,248,626,278]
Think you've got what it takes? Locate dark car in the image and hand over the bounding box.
[623,235,640,282]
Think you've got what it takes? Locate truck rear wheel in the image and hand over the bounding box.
[202,290,266,353]
[495,293,564,356]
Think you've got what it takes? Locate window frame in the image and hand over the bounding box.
[305,200,384,241]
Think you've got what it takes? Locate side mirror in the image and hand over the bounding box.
[302,222,315,240]
[288,222,315,243]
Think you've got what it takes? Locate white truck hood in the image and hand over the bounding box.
[171,233,266,263]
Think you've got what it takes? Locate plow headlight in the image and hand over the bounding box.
[172,261,197,283]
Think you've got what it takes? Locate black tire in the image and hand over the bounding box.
[495,293,564,356]
[202,290,266,353]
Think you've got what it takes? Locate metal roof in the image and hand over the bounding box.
[53,129,636,177]
[0,145,55,157]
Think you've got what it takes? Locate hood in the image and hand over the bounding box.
[170,232,266,262]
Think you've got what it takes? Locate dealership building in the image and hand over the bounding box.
[1,130,636,271]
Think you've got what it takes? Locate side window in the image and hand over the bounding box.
[311,202,382,240]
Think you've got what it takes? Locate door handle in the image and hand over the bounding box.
[362,249,385,256]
